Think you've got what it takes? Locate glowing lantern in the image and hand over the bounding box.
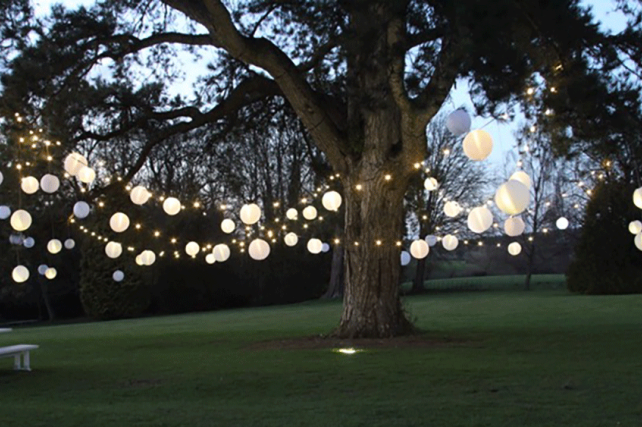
[73,201,91,219]
[130,186,151,205]
[12,265,29,283]
[163,197,181,216]
[410,240,429,259]
[205,253,216,264]
[495,180,530,215]
[307,238,323,254]
[425,235,438,246]
[0,171,2,185]
[467,206,493,233]
[9,234,23,245]
[508,242,522,256]
[23,237,35,248]
[140,250,156,266]
[400,251,411,266]
[442,234,459,251]
[248,239,270,261]
[556,217,569,230]
[322,243,330,253]
[424,177,439,191]
[40,174,60,193]
[633,187,642,209]
[64,239,75,249]
[37,265,49,275]
[45,268,57,280]
[135,255,144,266]
[109,212,130,233]
[21,176,39,194]
[47,239,62,254]
[504,216,525,237]
[185,241,200,257]
[63,152,88,176]
[113,270,124,282]
[221,219,236,234]
[240,203,261,225]
[105,241,123,259]
[286,208,298,220]
[463,130,493,161]
[0,206,10,220]
[628,220,642,235]
[284,232,298,247]
[446,109,472,136]
[509,171,532,190]
[10,210,32,231]
[77,166,96,184]
[635,233,642,251]
[213,244,231,262]
[302,206,318,220]
[322,191,342,211]
[444,201,462,218]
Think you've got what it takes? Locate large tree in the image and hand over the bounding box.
[1,0,640,337]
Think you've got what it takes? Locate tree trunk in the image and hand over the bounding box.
[323,246,344,299]
[525,244,536,291]
[411,257,427,294]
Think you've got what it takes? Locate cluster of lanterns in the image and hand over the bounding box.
[630,187,642,251]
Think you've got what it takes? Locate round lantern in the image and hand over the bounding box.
[442,234,459,251]
[467,206,493,234]
[140,250,156,266]
[205,253,216,264]
[425,235,438,247]
[63,152,88,176]
[64,238,75,249]
[284,232,298,247]
[424,177,439,191]
[73,201,91,219]
[307,238,323,254]
[322,243,330,253]
[185,241,200,257]
[444,201,462,218]
[105,241,123,259]
[302,206,318,220]
[556,217,569,230]
[10,209,32,231]
[113,270,125,282]
[0,171,3,185]
[446,109,472,136]
[248,239,270,261]
[240,203,262,225]
[109,212,130,233]
[463,129,493,161]
[163,197,181,216]
[12,265,29,283]
[38,264,49,275]
[410,239,429,259]
[400,251,411,266]
[635,232,642,251]
[628,220,642,235]
[504,216,525,237]
[45,268,57,280]
[0,206,10,220]
[40,174,60,193]
[495,180,530,215]
[286,208,298,220]
[509,171,532,190]
[21,176,39,194]
[322,191,342,211]
[213,244,231,262]
[9,234,23,245]
[135,254,144,266]
[221,219,235,234]
[508,242,522,256]
[633,187,642,209]
[130,186,151,205]
[77,166,96,184]
[23,237,35,248]
[47,239,62,254]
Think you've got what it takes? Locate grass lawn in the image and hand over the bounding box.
[1,285,641,426]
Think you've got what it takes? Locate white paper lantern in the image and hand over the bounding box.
[635,232,642,251]
[0,171,3,185]
[40,174,60,193]
[240,203,262,225]
[9,234,23,245]
[185,241,200,257]
[628,220,642,235]
[446,109,472,136]
[284,232,298,247]
[424,177,439,191]
[508,242,522,256]
[248,239,271,260]
[307,238,323,254]
[504,216,526,237]
[467,206,493,233]
[302,206,318,220]
[23,237,35,248]
[444,201,462,218]
[64,238,75,249]
[509,171,532,190]
[0,205,10,220]
[556,217,569,230]
[442,234,459,251]
[63,152,88,176]
[73,201,91,219]
[400,251,411,266]
[37,264,49,275]
[495,180,530,215]
[205,253,216,264]
[322,191,342,211]
[286,208,298,220]
[633,187,642,209]
[21,176,39,194]
[213,244,231,262]
[12,265,29,283]
[163,197,181,216]
[321,243,330,253]
[45,268,57,280]
[105,241,123,259]
[109,212,130,233]
[463,130,493,161]
[221,219,236,234]
[410,239,429,259]
[140,250,156,266]
[47,239,62,254]
[10,209,32,231]
[130,186,151,205]
[425,235,438,247]
[113,270,125,282]
[135,254,144,266]
[77,166,96,184]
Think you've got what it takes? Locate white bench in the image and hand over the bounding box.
[0,345,39,371]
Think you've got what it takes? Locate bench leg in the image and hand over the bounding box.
[22,351,31,371]
[13,354,21,370]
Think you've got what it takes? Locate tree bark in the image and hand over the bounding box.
[37,278,56,321]
[323,246,344,299]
